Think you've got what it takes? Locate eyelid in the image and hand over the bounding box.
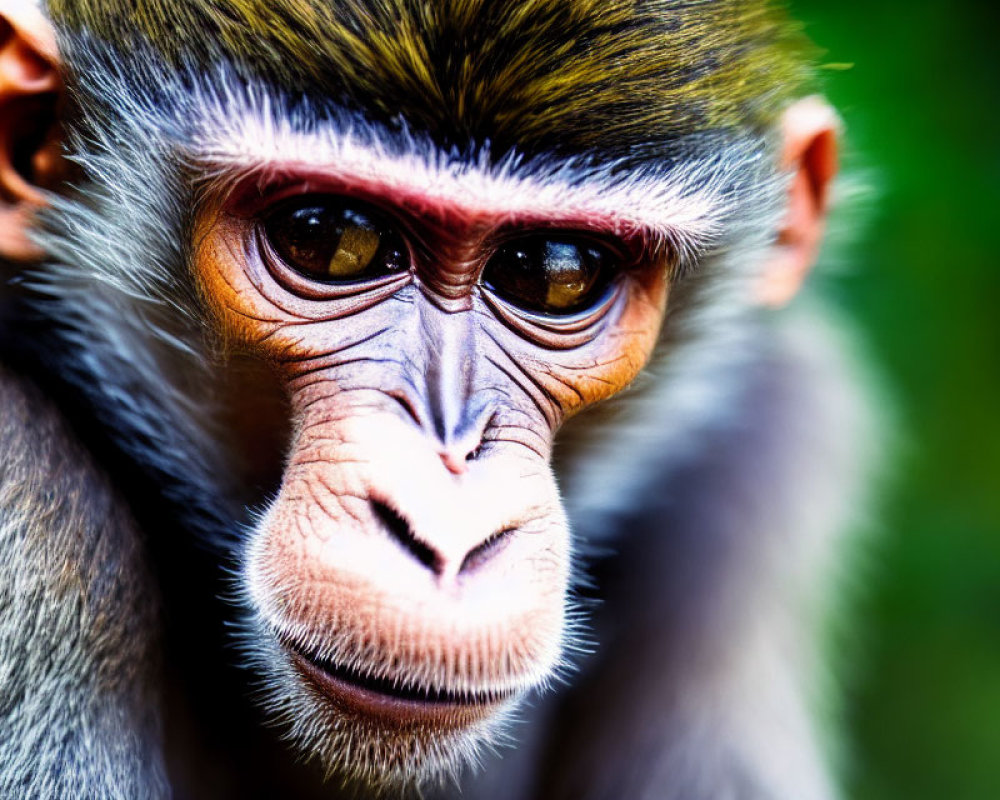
[221,176,413,228]
[255,223,412,302]
[480,232,622,318]
[480,278,625,350]
[267,192,407,246]
[488,227,631,261]
[261,193,394,228]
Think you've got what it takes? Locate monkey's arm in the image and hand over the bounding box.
[0,365,168,799]
[533,312,874,800]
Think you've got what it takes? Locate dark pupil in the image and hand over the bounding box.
[265,202,406,280]
[484,237,612,314]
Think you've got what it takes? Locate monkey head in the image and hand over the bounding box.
[0,0,837,789]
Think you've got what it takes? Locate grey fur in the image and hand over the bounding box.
[0,366,168,799]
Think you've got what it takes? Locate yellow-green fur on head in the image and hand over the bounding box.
[48,0,810,163]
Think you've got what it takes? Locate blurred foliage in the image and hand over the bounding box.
[789,1,1000,798]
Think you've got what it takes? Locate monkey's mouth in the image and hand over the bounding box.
[282,637,513,723]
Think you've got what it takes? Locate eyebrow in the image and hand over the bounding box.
[191,113,741,265]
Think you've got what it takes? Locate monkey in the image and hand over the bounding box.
[0,1,875,798]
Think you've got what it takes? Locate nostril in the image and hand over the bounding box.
[439,449,469,476]
[371,499,442,574]
[464,409,498,464]
[459,526,517,576]
[440,410,496,474]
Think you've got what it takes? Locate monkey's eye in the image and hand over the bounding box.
[262,198,408,282]
[482,236,617,315]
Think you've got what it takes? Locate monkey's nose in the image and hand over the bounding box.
[439,449,467,475]
[371,499,514,580]
[437,436,485,475]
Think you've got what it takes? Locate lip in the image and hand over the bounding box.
[284,639,512,727]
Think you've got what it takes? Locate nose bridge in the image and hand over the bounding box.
[417,300,484,447]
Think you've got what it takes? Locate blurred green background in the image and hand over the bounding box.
[789,2,1000,798]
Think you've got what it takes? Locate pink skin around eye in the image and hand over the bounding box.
[218,162,670,260]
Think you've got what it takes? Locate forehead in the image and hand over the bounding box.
[48,0,807,161]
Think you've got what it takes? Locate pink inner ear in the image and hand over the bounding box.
[0,12,62,262]
[757,98,841,308]
[803,128,838,213]
[0,5,60,93]
[1,37,49,88]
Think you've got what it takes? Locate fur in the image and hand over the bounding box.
[0,366,168,799]
[46,0,812,161]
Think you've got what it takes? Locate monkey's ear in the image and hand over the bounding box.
[757,97,840,307]
[0,5,64,262]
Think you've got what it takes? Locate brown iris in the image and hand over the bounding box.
[262,197,408,282]
[482,235,617,315]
